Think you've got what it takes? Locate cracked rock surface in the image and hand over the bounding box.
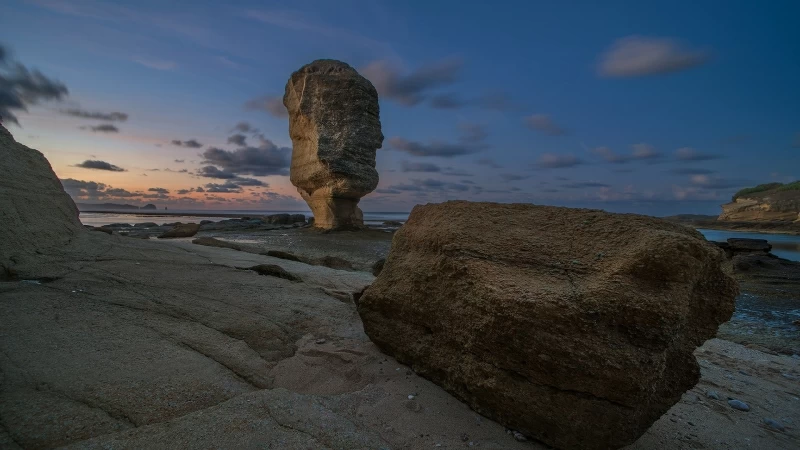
[358,201,740,449]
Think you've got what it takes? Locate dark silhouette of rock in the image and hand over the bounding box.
[727,238,772,253]
[158,223,200,239]
[264,250,303,262]
[316,256,354,271]
[246,264,301,282]
[0,123,84,278]
[283,59,382,230]
[141,204,157,210]
[192,237,242,251]
[357,201,738,450]
[134,222,159,228]
[371,259,385,276]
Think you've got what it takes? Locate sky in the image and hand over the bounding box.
[1,0,799,216]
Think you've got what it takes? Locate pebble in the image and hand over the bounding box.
[762,418,785,432]
[461,433,470,442]
[706,390,721,400]
[728,399,750,411]
[512,431,527,442]
[315,338,326,344]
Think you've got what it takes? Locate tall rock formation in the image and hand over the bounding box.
[283,60,382,230]
[0,123,84,279]
[357,201,738,450]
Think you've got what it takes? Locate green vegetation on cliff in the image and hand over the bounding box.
[732,181,800,201]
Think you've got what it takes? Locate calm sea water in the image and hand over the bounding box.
[698,229,800,261]
[79,210,411,228]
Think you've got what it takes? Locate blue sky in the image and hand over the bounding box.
[2,0,798,215]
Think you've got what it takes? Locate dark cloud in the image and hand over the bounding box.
[670,167,716,175]
[401,161,441,173]
[204,181,243,193]
[171,139,203,148]
[174,159,185,163]
[361,58,463,106]
[227,133,247,146]
[197,165,238,179]
[61,109,128,121]
[674,147,721,161]
[201,140,290,177]
[500,173,529,181]
[524,114,567,136]
[148,187,169,194]
[533,153,583,169]
[244,95,286,118]
[598,36,710,78]
[177,189,191,195]
[388,123,488,158]
[0,43,69,125]
[442,167,474,177]
[459,123,488,143]
[80,124,119,133]
[562,182,612,189]
[476,158,502,169]
[474,91,519,112]
[60,178,139,200]
[689,175,746,190]
[104,188,138,198]
[591,144,662,163]
[383,178,471,194]
[233,122,257,133]
[195,187,205,193]
[75,159,125,172]
[430,93,465,109]
[389,137,481,158]
[231,177,265,186]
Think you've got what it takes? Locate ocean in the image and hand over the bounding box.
[79,210,411,228]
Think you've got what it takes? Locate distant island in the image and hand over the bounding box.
[77,203,158,211]
[666,181,800,234]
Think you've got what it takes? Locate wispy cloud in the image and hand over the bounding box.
[244,9,398,60]
[61,109,128,121]
[533,153,583,169]
[598,36,710,78]
[675,147,721,161]
[524,114,567,136]
[361,58,463,106]
[80,124,119,133]
[244,95,287,118]
[133,57,177,71]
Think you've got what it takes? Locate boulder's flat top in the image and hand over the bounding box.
[0,233,797,449]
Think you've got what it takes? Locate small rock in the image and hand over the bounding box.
[738,370,750,376]
[706,390,721,400]
[512,431,527,442]
[461,433,469,442]
[728,399,750,411]
[315,338,326,344]
[762,418,785,432]
[408,394,416,400]
[404,400,422,412]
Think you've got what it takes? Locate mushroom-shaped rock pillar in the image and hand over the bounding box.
[283,59,383,230]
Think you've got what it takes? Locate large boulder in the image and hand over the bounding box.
[357,201,738,450]
[283,59,383,230]
[158,223,200,239]
[0,124,84,279]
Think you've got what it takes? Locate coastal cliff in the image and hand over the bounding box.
[719,182,800,222]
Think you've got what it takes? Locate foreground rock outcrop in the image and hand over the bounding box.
[0,124,84,279]
[283,59,383,230]
[358,201,739,449]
